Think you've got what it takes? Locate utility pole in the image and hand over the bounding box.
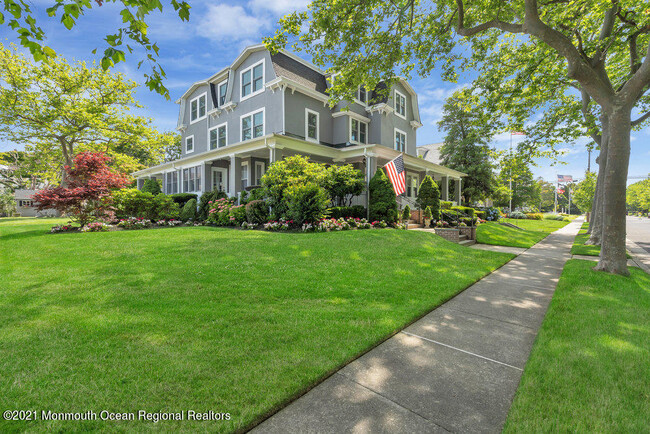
[587,148,591,172]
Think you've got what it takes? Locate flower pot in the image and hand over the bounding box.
[424,218,431,228]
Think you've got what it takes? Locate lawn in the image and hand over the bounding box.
[504,260,650,432]
[0,218,513,432]
[571,222,630,257]
[476,218,570,248]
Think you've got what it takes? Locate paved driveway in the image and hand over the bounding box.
[627,216,650,254]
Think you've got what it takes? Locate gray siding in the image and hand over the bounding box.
[284,91,333,144]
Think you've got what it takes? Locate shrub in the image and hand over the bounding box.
[246,200,269,224]
[111,188,179,221]
[416,176,440,220]
[483,207,500,221]
[402,205,411,221]
[230,204,247,225]
[327,205,366,219]
[141,178,162,195]
[526,212,544,220]
[440,201,453,209]
[369,169,398,223]
[451,206,475,217]
[475,210,485,219]
[544,213,566,221]
[324,164,365,206]
[197,189,226,221]
[179,198,197,221]
[239,189,249,205]
[285,183,330,224]
[423,206,432,219]
[248,187,265,202]
[169,193,198,208]
[261,155,328,219]
[507,211,528,219]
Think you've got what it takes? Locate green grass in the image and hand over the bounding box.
[571,222,630,257]
[504,260,650,432]
[0,218,513,432]
[476,218,570,248]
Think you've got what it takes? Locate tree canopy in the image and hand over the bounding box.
[627,179,650,213]
[0,43,172,184]
[0,0,190,98]
[267,0,650,274]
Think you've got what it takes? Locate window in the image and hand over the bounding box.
[182,166,202,192]
[241,161,249,189]
[394,128,406,152]
[209,123,227,150]
[350,118,368,144]
[305,109,319,142]
[255,161,265,185]
[165,171,178,194]
[240,60,264,100]
[218,81,227,106]
[241,109,264,141]
[407,175,419,198]
[19,200,33,207]
[358,86,367,104]
[185,135,194,153]
[394,90,406,119]
[190,93,207,123]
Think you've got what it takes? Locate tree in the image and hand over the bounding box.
[627,179,650,214]
[368,168,398,223]
[416,175,440,220]
[536,178,556,212]
[494,151,540,210]
[0,190,15,216]
[0,0,190,99]
[163,132,182,162]
[268,1,650,275]
[0,44,170,184]
[32,152,129,227]
[141,178,162,195]
[324,164,365,206]
[438,89,495,205]
[0,150,40,191]
[573,172,597,214]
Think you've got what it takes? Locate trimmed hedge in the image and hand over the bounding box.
[246,200,269,224]
[327,205,366,219]
[170,193,198,208]
[441,201,453,209]
[179,198,198,221]
[451,206,475,217]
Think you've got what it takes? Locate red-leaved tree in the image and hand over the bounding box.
[33,152,129,227]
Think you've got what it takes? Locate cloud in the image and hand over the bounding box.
[249,0,311,15]
[197,4,271,41]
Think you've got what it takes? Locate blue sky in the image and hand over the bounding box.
[1,0,648,184]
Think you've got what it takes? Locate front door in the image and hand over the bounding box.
[211,167,228,192]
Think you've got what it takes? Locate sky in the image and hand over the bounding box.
[0,0,648,184]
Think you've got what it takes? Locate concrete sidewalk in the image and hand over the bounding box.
[252,219,584,434]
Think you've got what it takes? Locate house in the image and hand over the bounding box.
[417,142,444,164]
[133,44,466,208]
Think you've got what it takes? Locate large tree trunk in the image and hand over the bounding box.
[594,108,630,276]
[586,114,608,244]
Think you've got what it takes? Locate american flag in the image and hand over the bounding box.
[384,154,406,196]
[557,174,573,183]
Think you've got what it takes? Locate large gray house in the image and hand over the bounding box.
[133,44,465,206]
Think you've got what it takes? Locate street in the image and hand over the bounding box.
[627,216,650,254]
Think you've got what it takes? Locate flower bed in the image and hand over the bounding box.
[50,218,202,234]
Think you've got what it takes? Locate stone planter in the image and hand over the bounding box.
[434,228,460,243]
[424,218,431,228]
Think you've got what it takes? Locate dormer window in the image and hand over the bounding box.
[241,60,265,100]
[190,93,207,123]
[218,81,227,106]
[358,86,367,104]
[394,90,406,119]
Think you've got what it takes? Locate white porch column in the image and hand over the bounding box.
[202,162,211,193]
[441,176,449,201]
[455,178,462,204]
[228,155,242,198]
[269,146,283,164]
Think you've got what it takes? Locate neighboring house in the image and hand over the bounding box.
[133,44,466,206]
[13,189,59,217]
[417,143,444,165]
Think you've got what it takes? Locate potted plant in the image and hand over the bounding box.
[423,206,432,227]
[401,205,411,223]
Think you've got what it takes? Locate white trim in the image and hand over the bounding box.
[217,80,228,108]
[305,108,320,143]
[266,76,329,105]
[394,89,407,120]
[185,135,195,154]
[349,117,368,145]
[239,108,265,142]
[394,128,407,152]
[240,58,265,102]
[189,92,207,124]
[208,122,228,150]
[332,110,371,123]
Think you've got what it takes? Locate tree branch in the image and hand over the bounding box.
[620,39,650,106]
[631,110,650,127]
[455,0,523,36]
